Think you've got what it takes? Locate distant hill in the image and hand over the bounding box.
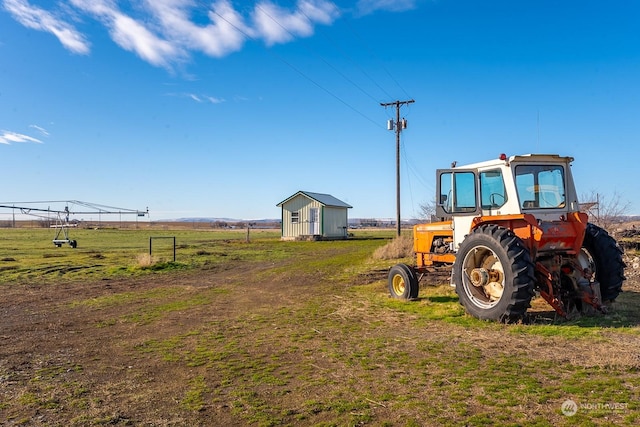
[165,218,280,223]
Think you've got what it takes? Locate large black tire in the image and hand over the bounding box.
[453,225,535,322]
[388,264,419,300]
[580,223,625,302]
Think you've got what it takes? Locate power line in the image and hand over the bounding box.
[400,135,436,219]
[401,139,416,219]
[206,1,416,129]
[208,4,383,128]
[341,14,413,101]
[287,1,398,103]
[256,4,382,104]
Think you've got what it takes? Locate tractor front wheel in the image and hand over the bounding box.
[388,264,419,300]
[453,225,535,322]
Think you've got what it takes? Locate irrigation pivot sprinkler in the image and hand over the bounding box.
[0,200,149,248]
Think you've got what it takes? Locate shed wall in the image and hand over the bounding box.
[322,206,349,238]
[281,194,323,239]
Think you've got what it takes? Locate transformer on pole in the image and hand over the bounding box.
[380,99,415,237]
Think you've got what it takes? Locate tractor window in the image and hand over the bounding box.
[480,169,507,209]
[439,171,477,213]
[515,165,566,209]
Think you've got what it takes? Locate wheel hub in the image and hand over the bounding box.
[392,275,405,294]
[470,268,489,287]
[469,267,503,301]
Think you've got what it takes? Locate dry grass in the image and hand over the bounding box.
[372,234,413,260]
[136,253,158,267]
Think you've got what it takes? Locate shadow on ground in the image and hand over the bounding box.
[526,289,640,328]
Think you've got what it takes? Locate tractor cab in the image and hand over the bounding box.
[435,154,581,251]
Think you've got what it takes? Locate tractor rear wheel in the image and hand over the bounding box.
[453,224,535,322]
[579,223,625,302]
[388,264,419,300]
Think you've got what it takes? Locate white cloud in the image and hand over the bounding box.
[70,0,184,68]
[203,95,225,104]
[3,0,412,69]
[146,0,249,58]
[300,0,340,25]
[356,0,418,16]
[29,124,50,136]
[112,14,182,67]
[252,1,340,46]
[167,92,226,104]
[0,130,43,145]
[2,0,90,54]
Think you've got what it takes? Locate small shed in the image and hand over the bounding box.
[277,191,352,240]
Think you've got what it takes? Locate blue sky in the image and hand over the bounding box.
[1,0,639,221]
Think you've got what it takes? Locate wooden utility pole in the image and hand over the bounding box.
[381,99,415,237]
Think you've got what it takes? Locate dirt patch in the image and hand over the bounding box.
[0,262,292,425]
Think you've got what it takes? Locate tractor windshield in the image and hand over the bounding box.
[515,164,566,209]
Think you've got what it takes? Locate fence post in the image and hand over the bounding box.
[149,236,176,262]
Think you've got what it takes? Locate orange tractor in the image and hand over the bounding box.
[388,154,625,322]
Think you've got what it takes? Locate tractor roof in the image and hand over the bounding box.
[455,153,574,170]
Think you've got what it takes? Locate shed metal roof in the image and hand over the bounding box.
[277,191,352,208]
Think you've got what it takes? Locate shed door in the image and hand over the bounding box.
[309,208,319,235]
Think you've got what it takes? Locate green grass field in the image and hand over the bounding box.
[1,226,639,426]
[0,227,284,282]
[0,227,399,282]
